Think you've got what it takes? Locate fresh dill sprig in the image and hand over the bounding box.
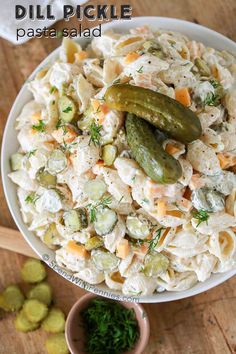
[25,192,39,204]
[81,298,139,354]
[203,80,224,106]
[27,149,37,158]
[192,209,210,227]
[56,119,68,135]
[147,227,165,253]
[32,120,45,133]
[87,196,112,222]
[89,120,102,146]
[136,66,144,73]
[49,86,56,94]
[129,227,166,254]
[62,106,72,113]
[60,139,77,154]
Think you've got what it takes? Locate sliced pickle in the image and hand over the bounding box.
[143,253,169,277]
[63,208,88,232]
[36,167,57,188]
[92,249,120,271]
[84,179,107,201]
[15,310,39,332]
[21,258,47,284]
[45,333,69,354]
[41,308,65,333]
[27,282,52,306]
[85,236,104,251]
[0,285,24,312]
[23,299,48,323]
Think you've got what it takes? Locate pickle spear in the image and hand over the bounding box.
[125,113,182,184]
[105,84,202,144]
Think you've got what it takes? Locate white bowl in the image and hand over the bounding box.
[2,17,236,303]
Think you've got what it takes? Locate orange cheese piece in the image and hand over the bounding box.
[66,240,88,258]
[175,87,191,107]
[116,239,130,259]
[51,126,77,144]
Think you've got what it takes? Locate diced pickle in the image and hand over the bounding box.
[21,258,47,284]
[63,208,88,232]
[15,310,39,332]
[45,333,69,354]
[27,282,52,306]
[105,84,202,144]
[85,236,104,251]
[43,223,60,250]
[58,95,76,123]
[41,308,65,333]
[92,249,120,271]
[194,58,211,77]
[0,285,24,312]
[102,144,117,166]
[36,167,57,188]
[126,214,150,240]
[143,253,169,277]
[47,149,67,175]
[143,40,165,58]
[94,208,118,236]
[84,179,107,201]
[10,153,24,171]
[23,299,48,323]
[191,188,225,212]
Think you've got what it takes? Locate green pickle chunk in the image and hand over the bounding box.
[23,299,48,323]
[105,84,202,144]
[0,285,24,312]
[36,167,57,188]
[143,253,169,277]
[21,258,47,283]
[27,282,52,306]
[41,308,65,333]
[58,95,76,123]
[15,310,39,332]
[63,208,88,232]
[125,113,182,184]
[85,236,104,251]
[45,333,69,354]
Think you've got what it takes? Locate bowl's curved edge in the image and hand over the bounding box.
[1,16,236,303]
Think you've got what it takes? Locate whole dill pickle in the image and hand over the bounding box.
[125,113,182,184]
[105,84,202,144]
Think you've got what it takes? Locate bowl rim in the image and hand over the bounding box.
[1,16,236,303]
[65,293,150,354]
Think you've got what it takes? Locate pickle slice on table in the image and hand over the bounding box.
[105,84,202,144]
[23,299,48,323]
[41,308,65,333]
[125,113,182,184]
[27,282,52,306]
[45,333,69,354]
[21,258,47,284]
[15,310,39,332]
[0,285,24,312]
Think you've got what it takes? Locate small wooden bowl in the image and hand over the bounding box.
[65,293,150,354]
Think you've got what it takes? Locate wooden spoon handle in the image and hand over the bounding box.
[0,226,38,258]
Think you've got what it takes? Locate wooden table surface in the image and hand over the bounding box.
[0,0,236,353]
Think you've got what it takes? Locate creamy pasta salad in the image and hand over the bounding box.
[9,26,236,296]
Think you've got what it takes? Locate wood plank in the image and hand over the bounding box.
[0,0,236,353]
[0,226,38,258]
